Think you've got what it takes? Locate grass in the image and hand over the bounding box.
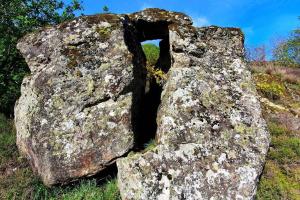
[254,63,300,200]
[0,114,17,164]
[143,139,157,152]
[268,136,300,164]
[256,161,300,200]
[0,113,120,200]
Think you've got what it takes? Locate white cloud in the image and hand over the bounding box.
[192,17,210,27]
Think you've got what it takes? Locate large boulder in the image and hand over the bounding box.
[15,13,145,186]
[15,8,269,199]
[116,10,270,200]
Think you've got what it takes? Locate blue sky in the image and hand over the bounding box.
[71,0,299,52]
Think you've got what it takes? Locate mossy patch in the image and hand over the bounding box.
[256,161,300,200]
[143,139,157,152]
[254,73,285,100]
[96,26,116,42]
[97,27,110,38]
[268,136,300,164]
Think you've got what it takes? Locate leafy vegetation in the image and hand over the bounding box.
[142,43,167,85]
[143,139,157,152]
[273,17,299,67]
[254,73,286,100]
[142,43,160,66]
[0,0,83,116]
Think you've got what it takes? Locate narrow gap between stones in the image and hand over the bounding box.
[131,20,172,151]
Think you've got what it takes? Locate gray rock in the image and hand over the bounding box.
[15,14,145,186]
[15,8,270,198]
[117,10,270,200]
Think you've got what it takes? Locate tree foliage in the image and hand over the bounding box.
[103,5,109,13]
[273,17,300,67]
[0,0,83,116]
[142,43,160,66]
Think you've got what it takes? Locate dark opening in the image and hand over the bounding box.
[132,21,172,150]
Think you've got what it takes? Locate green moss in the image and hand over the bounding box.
[256,161,300,200]
[96,26,112,41]
[268,136,300,164]
[144,139,157,152]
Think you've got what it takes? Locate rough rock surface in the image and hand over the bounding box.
[16,8,270,198]
[116,9,270,200]
[15,13,145,185]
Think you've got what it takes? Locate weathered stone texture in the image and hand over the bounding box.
[15,14,144,186]
[16,8,269,199]
[116,10,270,200]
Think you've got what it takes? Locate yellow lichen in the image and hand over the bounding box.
[87,79,95,95]
[96,26,112,40]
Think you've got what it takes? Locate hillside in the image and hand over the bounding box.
[251,63,300,199]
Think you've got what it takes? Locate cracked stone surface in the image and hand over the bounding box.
[117,10,270,200]
[16,8,269,199]
[15,13,145,186]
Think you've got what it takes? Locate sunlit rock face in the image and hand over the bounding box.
[15,13,145,186]
[117,9,269,200]
[16,8,269,199]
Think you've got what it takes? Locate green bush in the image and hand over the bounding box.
[0,0,83,116]
[254,73,286,100]
[273,17,300,67]
[142,43,160,66]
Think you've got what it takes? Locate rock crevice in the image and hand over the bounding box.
[15,8,269,199]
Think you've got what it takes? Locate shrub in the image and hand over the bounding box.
[254,73,285,100]
[142,43,160,66]
[272,17,300,67]
[0,0,83,116]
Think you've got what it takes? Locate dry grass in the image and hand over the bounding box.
[249,62,300,85]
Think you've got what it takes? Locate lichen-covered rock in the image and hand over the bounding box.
[15,14,145,186]
[117,10,270,200]
[16,8,269,198]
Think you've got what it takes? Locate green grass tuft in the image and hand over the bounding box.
[144,139,157,152]
[0,113,17,164]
